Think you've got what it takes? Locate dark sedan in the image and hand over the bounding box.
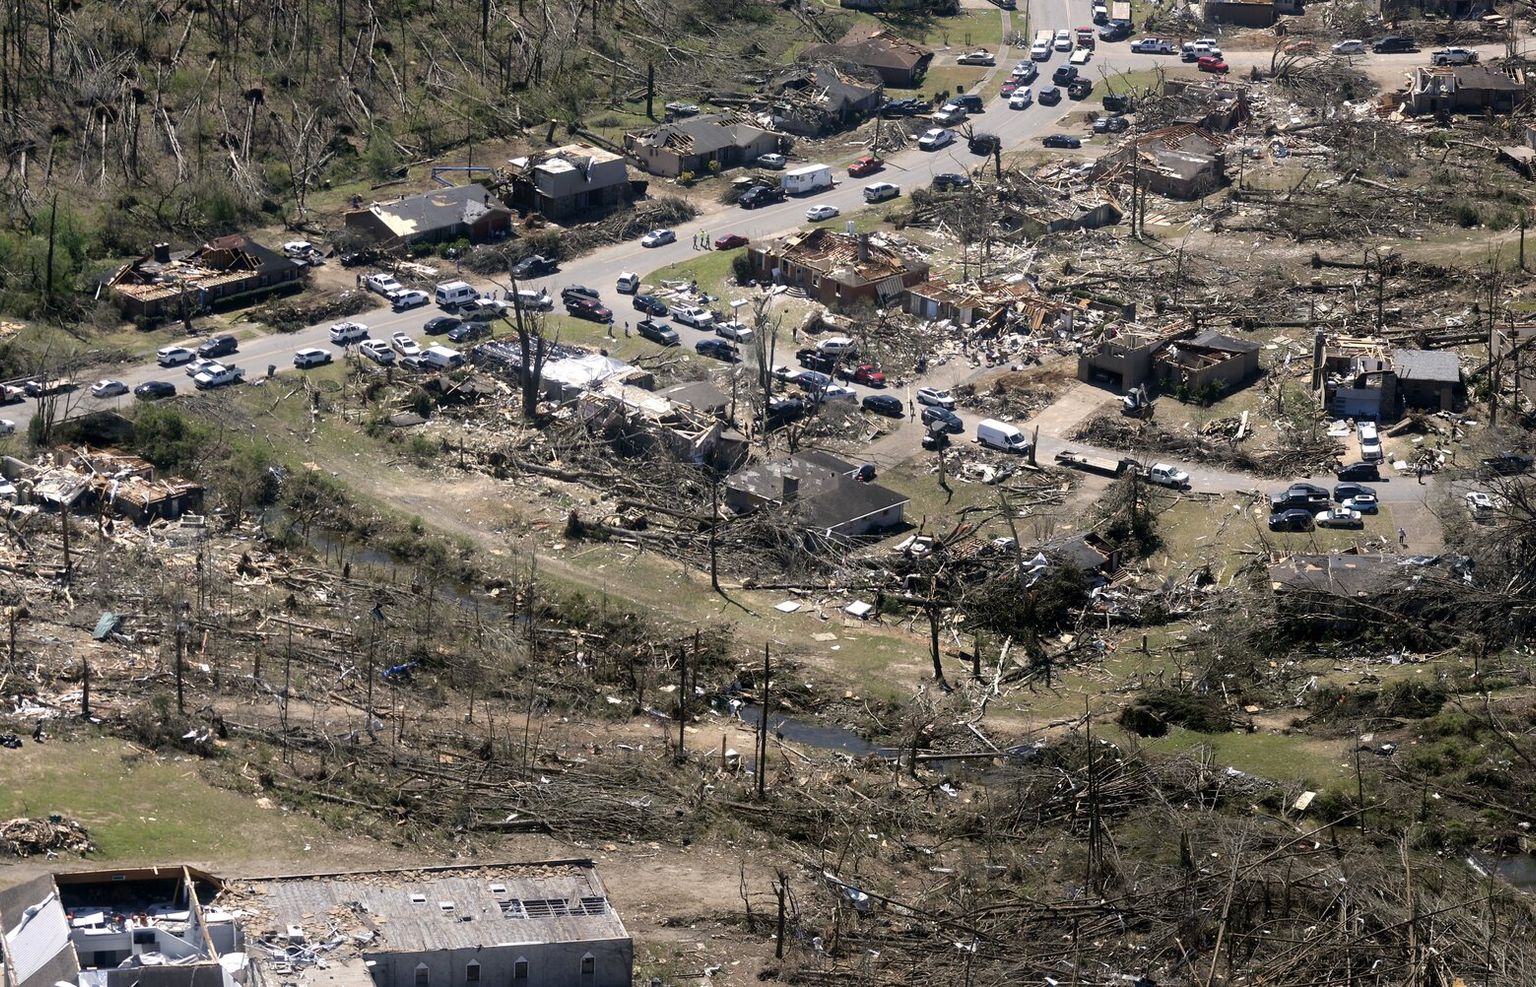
[1042,133,1082,148]
[695,338,739,362]
[511,254,559,279]
[633,294,669,316]
[1038,86,1063,106]
[713,234,750,250]
[423,316,461,336]
[134,380,177,400]
[862,394,904,417]
[921,406,964,433]
[1268,509,1315,532]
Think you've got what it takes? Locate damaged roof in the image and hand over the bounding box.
[727,451,908,534]
[763,228,926,285]
[1392,348,1462,383]
[627,113,779,157]
[803,27,933,72]
[362,184,510,239]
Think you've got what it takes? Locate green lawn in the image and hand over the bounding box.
[0,735,334,861]
[911,10,1007,50]
[641,248,743,298]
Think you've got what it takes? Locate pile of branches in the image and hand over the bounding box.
[0,816,94,857]
[1070,413,1338,479]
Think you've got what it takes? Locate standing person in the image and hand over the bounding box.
[624,321,631,338]
[1398,527,1408,548]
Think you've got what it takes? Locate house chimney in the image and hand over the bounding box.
[153,242,171,263]
[781,474,799,502]
[857,234,870,262]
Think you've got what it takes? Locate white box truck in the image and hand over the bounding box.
[434,281,477,308]
[782,164,834,196]
[976,419,1031,454]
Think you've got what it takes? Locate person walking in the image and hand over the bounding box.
[623,321,631,338]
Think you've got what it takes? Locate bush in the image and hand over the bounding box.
[731,254,753,285]
[678,170,696,185]
[133,405,214,474]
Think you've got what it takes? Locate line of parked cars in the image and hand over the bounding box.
[1267,480,1379,532]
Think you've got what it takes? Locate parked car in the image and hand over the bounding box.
[695,338,738,362]
[1360,435,1384,461]
[1054,28,1073,50]
[1043,133,1081,148]
[363,272,404,298]
[807,204,841,221]
[839,364,886,387]
[1009,90,1034,109]
[1336,461,1382,481]
[1268,508,1315,532]
[359,339,396,365]
[637,319,680,346]
[134,380,178,400]
[714,233,750,249]
[640,228,677,248]
[157,345,195,367]
[185,358,219,378]
[566,298,613,322]
[293,345,333,368]
[1197,55,1230,73]
[958,49,996,65]
[933,102,968,125]
[1067,78,1094,99]
[672,306,715,329]
[917,386,956,408]
[1331,38,1365,54]
[562,286,601,305]
[879,97,929,117]
[392,289,430,311]
[794,371,834,395]
[192,364,244,390]
[90,379,128,398]
[1038,86,1063,105]
[862,394,904,417]
[922,406,965,433]
[329,321,369,345]
[511,254,559,279]
[1099,20,1133,41]
[739,185,786,209]
[423,316,461,336]
[1093,115,1129,133]
[820,384,858,404]
[968,133,1000,155]
[1372,36,1418,53]
[1053,64,1079,85]
[715,321,755,343]
[764,396,806,426]
[1482,451,1534,475]
[444,321,489,344]
[1102,93,1135,113]
[1271,483,1331,511]
[1343,494,1379,514]
[197,334,239,359]
[932,172,972,190]
[392,333,423,357]
[863,182,901,203]
[756,153,787,169]
[1012,62,1039,82]
[1316,506,1364,529]
[796,348,836,373]
[633,295,669,316]
[1001,79,1021,97]
[1130,37,1175,54]
[1333,482,1376,502]
[918,128,956,151]
[848,155,884,177]
[817,336,858,356]
[1466,490,1499,520]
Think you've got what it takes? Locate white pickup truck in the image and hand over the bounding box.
[192,364,245,390]
[1126,460,1191,489]
[363,272,404,299]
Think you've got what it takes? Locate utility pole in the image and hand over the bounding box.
[174,603,189,714]
[59,509,70,583]
[709,481,721,593]
[757,644,771,798]
[80,659,90,718]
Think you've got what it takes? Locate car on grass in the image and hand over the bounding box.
[359,339,396,364]
[197,334,239,359]
[879,98,929,117]
[422,316,461,336]
[1268,508,1314,532]
[916,386,955,408]
[862,394,904,417]
[633,294,669,316]
[1197,55,1230,73]
[640,228,677,248]
[1343,493,1380,514]
[511,254,559,279]
[637,319,680,346]
[90,379,128,399]
[695,338,738,362]
[293,345,333,366]
[922,406,965,433]
[918,128,956,151]
[1009,90,1034,109]
[1043,133,1081,148]
[1337,461,1382,481]
[1331,39,1365,54]
[447,321,492,344]
[1038,86,1063,105]
[134,380,177,400]
[714,233,750,249]
[392,333,422,357]
[156,345,195,367]
[1316,506,1364,529]
[932,172,971,190]
[392,289,430,311]
[565,298,612,323]
[1103,93,1136,113]
[807,204,841,221]
[958,49,996,65]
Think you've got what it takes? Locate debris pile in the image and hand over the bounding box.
[0,816,94,857]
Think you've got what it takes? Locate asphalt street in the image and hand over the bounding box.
[13,4,1501,506]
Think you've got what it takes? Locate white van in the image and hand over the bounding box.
[423,345,465,369]
[976,418,1031,454]
[328,321,370,345]
[434,280,477,309]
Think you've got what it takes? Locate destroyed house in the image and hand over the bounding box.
[577,378,723,463]
[1,450,203,523]
[506,143,630,222]
[1153,330,1261,396]
[623,114,784,179]
[724,450,908,540]
[1096,126,1230,200]
[763,63,884,136]
[1077,324,1181,393]
[801,28,934,88]
[224,861,632,987]
[1268,552,1468,631]
[1002,192,1125,239]
[906,276,1067,329]
[0,866,238,987]
[1312,334,1460,420]
[747,228,930,308]
[1160,80,1253,133]
[344,184,512,246]
[1409,64,1524,115]
[1043,532,1122,579]
[108,236,304,319]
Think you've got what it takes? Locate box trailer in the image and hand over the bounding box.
[782,164,834,196]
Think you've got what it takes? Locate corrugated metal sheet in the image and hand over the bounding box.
[4,890,74,986]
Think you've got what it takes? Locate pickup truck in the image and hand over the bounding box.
[1431,47,1477,65]
[1053,451,1190,488]
[363,273,404,298]
[847,155,884,177]
[192,365,244,390]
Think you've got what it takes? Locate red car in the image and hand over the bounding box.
[847,155,884,177]
[1000,80,1019,96]
[840,364,887,387]
[1197,55,1229,73]
[713,233,750,249]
